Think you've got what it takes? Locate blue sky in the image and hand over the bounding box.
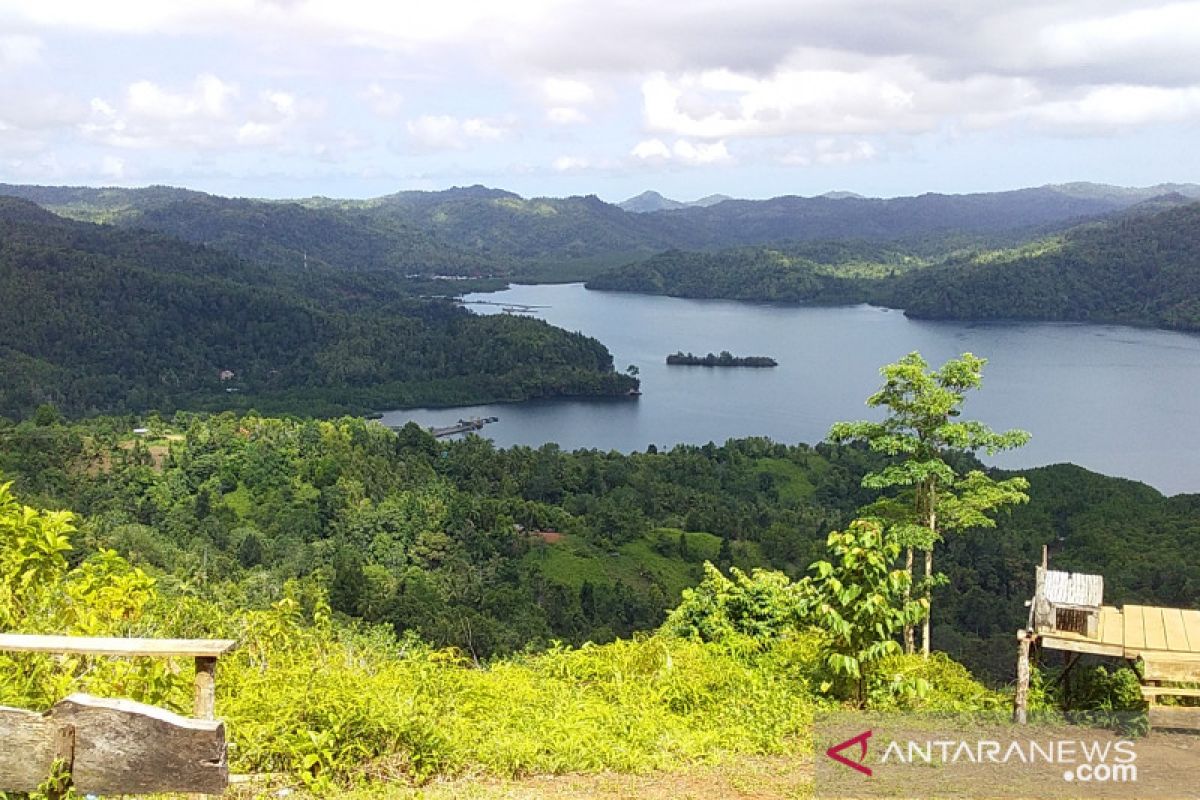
[1,0,1198,201]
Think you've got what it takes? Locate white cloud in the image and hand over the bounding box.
[630,137,730,165]
[125,74,236,121]
[539,77,594,125]
[642,66,936,138]
[362,83,404,117]
[99,154,125,178]
[406,114,510,150]
[631,138,671,160]
[1027,84,1200,132]
[552,155,589,171]
[672,139,730,164]
[541,77,595,105]
[0,35,43,68]
[546,106,587,125]
[1005,3,1200,84]
[782,139,878,167]
[80,74,314,150]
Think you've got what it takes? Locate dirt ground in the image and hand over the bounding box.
[229,756,814,800]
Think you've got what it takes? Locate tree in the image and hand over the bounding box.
[799,519,925,705]
[829,352,1030,657]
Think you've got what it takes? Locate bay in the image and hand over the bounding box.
[380,284,1200,495]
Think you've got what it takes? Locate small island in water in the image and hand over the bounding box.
[666,351,778,367]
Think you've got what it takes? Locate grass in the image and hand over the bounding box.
[207,615,824,787]
[525,528,763,602]
[753,459,815,505]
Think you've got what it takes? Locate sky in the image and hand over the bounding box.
[1,0,1199,202]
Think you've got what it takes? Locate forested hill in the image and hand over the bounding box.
[588,201,1200,332]
[0,184,499,276]
[0,198,634,419]
[132,194,500,276]
[585,240,915,303]
[1,182,1182,281]
[889,201,1200,330]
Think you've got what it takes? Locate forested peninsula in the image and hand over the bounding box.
[0,198,635,419]
[588,200,1200,332]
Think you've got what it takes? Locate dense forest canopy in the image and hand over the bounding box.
[0,198,634,419]
[3,412,1197,683]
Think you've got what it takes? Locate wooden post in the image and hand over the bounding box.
[193,657,216,721]
[1014,630,1031,724]
[192,657,217,800]
[48,724,75,800]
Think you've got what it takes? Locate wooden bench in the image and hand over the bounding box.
[0,633,237,720]
[0,634,238,796]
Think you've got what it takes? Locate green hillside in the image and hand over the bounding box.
[0,198,634,419]
[891,201,1200,330]
[588,201,1200,332]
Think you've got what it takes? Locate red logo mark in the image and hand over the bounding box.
[826,730,873,776]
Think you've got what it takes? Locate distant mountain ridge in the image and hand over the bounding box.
[618,190,734,212]
[2,181,1197,281]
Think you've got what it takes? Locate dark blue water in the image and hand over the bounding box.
[381,284,1200,495]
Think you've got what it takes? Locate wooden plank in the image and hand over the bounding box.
[1099,607,1125,647]
[1037,633,1125,658]
[1042,570,1103,606]
[1149,705,1200,731]
[1180,608,1200,652]
[1144,605,1170,651]
[0,634,236,658]
[1141,685,1200,699]
[1141,656,1200,683]
[1162,607,1192,653]
[0,706,65,792]
[1125,604,1147,651]
[50,693,227,795]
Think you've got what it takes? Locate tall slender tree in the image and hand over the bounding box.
[829,352,1031,657]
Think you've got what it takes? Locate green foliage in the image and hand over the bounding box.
[0,480,186,710]
[663,562,803,647]
[867,652,1006,712]
[798,520,925,704]
[890,202,1200,330]
[830,352,1030,654]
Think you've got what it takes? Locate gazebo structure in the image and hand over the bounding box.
[1014,553,1200,730]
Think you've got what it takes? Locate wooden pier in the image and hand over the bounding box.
[419,416,499,438]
